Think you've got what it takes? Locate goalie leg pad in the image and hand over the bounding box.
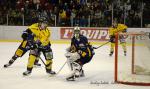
[66,62,82,81]
[65,52,80,71]
[72,62,82,77]
[67,60,73,71]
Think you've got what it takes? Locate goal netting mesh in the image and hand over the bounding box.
[115,32,150,85]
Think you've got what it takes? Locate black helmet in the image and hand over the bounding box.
[38,17,48,24]
[38,17,48,29]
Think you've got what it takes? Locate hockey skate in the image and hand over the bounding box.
[124,51,127,56]
[109,51,113,56]
[4,63,11,68]
[66,69,84,81]
[74,69,84,77]
[33,58,41,67]
[79,69,85,77]
[3,59,15,68]
[23,70,31,76]
[33,63,41,67]
[66,74,76,81]
[46,69,56,75]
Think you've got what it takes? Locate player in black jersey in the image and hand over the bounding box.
[65,26,95,81]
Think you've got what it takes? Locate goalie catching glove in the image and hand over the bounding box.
[65,52,80,63]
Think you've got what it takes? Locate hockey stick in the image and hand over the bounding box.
[39,56,67,75]
[38,56,46,66]
[55,61,67,75]
[93,41,110,49]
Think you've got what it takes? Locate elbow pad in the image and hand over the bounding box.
[22,29,33,40]
[22,31,28,40]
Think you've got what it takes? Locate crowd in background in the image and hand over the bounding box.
[0,0,150,27]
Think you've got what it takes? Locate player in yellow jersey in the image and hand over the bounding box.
[23,17,56,76]
[3,26,41,68]
[109,20,127,56]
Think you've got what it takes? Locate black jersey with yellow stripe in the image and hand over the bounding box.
[71,34,94,58]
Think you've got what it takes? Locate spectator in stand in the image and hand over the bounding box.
[73,16,80,26]
[133,14,141,27]
[59,9,67,26]
[79,15,88,27]
[0,0,150,27]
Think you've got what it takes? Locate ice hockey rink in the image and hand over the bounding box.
[0,42,150,89]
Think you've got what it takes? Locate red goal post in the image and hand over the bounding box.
[114,32,150,86]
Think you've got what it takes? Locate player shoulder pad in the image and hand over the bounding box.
[28,23,39,34]
[118,24,127,28]
[108,27,114,33]
[80,34,86,38]
[46,28,50,32]
[28,23,39,30]
[80,35,88,42]
[109,27,113,30]
[120,24,127,30]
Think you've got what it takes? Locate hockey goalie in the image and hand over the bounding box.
[65,26,95,81]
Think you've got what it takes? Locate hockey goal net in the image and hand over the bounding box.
[114,32,150,86]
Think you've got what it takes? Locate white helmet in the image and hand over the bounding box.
[73,26,80,39]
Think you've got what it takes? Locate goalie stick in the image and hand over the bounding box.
[49,61,67,76]
[55,61,67,75]
[93,41,109,49]
[39,56,67,75]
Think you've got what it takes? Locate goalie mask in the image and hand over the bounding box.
[73,26,80,39]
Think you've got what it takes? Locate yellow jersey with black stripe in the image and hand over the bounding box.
[109,27,118,36]
[117,24,127,32]
[28,23,51,46]
[28,23,40,41]
[38,28,51,46]
[109,24,127,36]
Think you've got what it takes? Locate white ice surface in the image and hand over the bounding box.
[0,42,149,89]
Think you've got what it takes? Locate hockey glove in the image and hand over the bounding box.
[109,36,115,43]
[77,50,86,57]
[38,44,50,50]
[28,41,38,50]
[66,46,71,52]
